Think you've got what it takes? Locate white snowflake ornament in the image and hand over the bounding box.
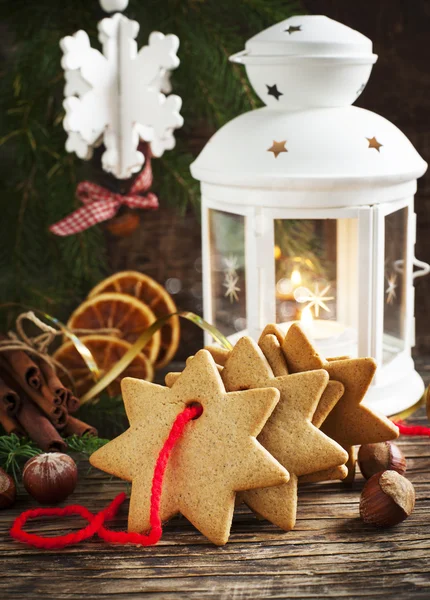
[60,7,183,179]
[100,0,129,11]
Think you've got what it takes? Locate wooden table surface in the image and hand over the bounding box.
[1,362,430,599]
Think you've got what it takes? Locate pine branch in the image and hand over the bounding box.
[65,433,109,458]
[0,0,304,326]
[0,434,42,483]
[0,432,109,482]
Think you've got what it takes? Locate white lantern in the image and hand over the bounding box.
[190,15,429,416]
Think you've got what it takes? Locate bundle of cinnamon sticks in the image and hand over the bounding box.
[0,346,97,451]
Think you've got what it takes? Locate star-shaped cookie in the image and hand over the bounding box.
[90,349,289,545]
[167,331,348,485]
[221,337,348,530]
[258,329,347,483]
[281,323,399,477]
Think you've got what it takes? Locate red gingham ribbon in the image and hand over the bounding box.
[50,150,158,237]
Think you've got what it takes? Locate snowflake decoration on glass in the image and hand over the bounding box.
[223,273,241,303]
[60,14,183,179]
[386,273,397,305]
[222,254,241,303]
[294,283,334,318]
[224,255,240,274]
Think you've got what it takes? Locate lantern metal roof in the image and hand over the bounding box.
[190,16,427,197]
[242,14,374,59]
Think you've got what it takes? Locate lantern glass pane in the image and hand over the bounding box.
[274,218,359,357]
[383,207,408,364]
[209,209,247,337]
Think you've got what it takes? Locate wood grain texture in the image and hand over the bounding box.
[1,367,429,599]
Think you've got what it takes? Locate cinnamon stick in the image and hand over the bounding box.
[0,376,21,416]
[0,401,24,436]
[37,359,80,413]
[63,416,98,438]
[40,378,65,407]
[66,392,80,414]
[16,396,67,453]
[0,357,67,426]
[0,336,41,389]
[38,359,68,405]
[53,405,69,431]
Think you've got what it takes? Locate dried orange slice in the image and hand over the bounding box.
[53,335,154,398]
[67,292,160,364]
[88,271,180,368]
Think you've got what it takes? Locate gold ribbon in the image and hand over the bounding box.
[0,304,101,381]
[0,304,232,405]
[80,312,232,404]
[39,311,102,381]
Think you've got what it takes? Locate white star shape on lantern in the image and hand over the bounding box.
[386,273,397,305]
[224,254,240,275]
[294,283,334,318]
[223,272,241,303]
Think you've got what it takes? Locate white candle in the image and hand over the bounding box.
[279,318,357,358]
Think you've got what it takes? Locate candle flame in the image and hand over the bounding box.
[300,306,313,330]
[291,268,302,287]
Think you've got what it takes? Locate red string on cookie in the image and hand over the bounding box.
[392,420,430,437]
[10,404,202,549]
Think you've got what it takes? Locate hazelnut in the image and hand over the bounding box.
[23,453,78,504]
[0,467,16,509]
[358,441,406,479]
[359,470,415,528]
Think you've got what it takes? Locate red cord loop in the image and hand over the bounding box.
[8,410,428,549]
[10,405,201,549]
[392,420,430,437]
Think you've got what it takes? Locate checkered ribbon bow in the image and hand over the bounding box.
[49,153,158,237]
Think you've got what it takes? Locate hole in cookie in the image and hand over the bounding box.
[186,401,203,419]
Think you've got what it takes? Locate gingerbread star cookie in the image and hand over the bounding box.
[281,323,399,479]
[221,337,348,530]
[90,349,289,546]
[259,329,345,429]
[258,329,347,483]
[168,331,349,484]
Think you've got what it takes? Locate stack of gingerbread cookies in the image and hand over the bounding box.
[91,323,399,545]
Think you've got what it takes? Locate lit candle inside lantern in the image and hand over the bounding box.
[277,307,357,359]
[291,268,302,287]
[300,305,314,337]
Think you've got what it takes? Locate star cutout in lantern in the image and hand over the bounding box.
[367,136,383,152]
[223,272,240,303]
[386,273,397,305]
[285,25,302,34]
[266,84,283,101]
[268,140,287,158]
[90,350,288,545]
[294,283,334,318]
[223,254,239,274]
[221,337,348,530]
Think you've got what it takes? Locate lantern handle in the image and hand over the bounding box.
[412,257,430,280]
[229,50,248,64]
[392,258,429,279]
